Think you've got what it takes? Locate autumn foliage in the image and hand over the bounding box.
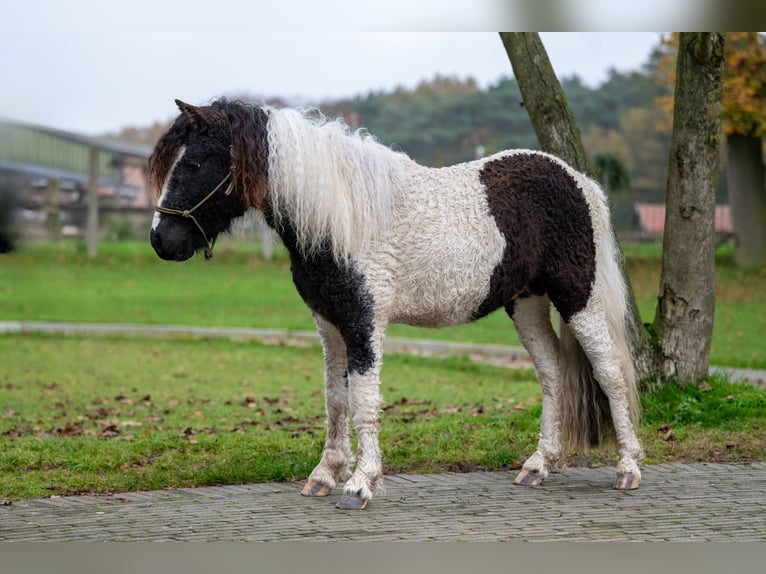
[723,32,766,137]
[655,32,766,137]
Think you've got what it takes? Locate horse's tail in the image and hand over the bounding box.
[559,180,639,452]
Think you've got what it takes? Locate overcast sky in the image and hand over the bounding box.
[0,2,663,136]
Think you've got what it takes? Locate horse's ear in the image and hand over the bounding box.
[175,99,212,128]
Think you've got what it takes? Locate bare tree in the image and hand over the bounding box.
[654,33,724,382]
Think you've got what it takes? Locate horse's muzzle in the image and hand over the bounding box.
[150,227,195,262]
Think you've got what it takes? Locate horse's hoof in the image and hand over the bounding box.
[336,490,369,510]
[613,472,640,490]
[513,468,544,486]
[301,480,332,497]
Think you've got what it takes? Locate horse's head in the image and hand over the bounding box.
[148,99,268,261]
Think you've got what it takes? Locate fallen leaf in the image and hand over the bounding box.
[56,422,84,436]
[697,381,712,392]
[99,425,121,438]
[96,418,119,428]
[88,407,112,419]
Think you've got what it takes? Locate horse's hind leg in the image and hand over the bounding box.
[301,315,353,497]
[510,295,565,487]
[567,303,643,490]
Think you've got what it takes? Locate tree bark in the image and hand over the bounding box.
[499,33,591,173]
[499,32,658,385]
[726,133,766,267]
[654,33,724,383]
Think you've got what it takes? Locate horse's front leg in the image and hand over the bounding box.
[301,316,354,497]
[335,327,385,510]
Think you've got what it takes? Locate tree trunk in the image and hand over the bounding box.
[654,33,724,383]
[499,33,591,173]
[726,132,766,267]
[499,32,658,385]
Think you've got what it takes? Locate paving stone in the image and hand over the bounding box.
[2,462,764,541]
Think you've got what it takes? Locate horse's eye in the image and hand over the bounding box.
[191,162,201,171]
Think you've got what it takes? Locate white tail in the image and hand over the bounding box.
[559,181,639,452]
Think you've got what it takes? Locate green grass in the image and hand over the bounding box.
[1,333,764,501]
[0,334,543,500]
[2,239,765,366]
[623,242,766,369]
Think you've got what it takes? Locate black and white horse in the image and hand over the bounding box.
[149,98,643,510]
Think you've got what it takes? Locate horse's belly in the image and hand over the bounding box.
[389,305,474,328]
[387,250,504,328]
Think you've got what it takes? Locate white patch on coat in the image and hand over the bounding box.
[384,155,511,326]
[151,146,185,231]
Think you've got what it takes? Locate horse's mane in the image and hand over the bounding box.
[149,98,408,263]
[266,107,409,263]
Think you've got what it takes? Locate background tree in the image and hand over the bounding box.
[723,33,766,267]
[653,33,725,382]
[592,152,630,194]
[656,32,766,267]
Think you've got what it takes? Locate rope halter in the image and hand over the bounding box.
[154,170,235,260]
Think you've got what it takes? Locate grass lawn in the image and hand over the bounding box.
[0,334,545,500]
[1,239,765,367]
[622,242,766,369]
[1,333,765,501]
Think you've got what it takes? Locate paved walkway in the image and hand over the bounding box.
[2,462,765,541]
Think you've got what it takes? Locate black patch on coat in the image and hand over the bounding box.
[474,153,596,322]
[265,210,376,376]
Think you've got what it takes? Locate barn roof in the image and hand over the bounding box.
[635,202,733,235]
[0,117,152,158]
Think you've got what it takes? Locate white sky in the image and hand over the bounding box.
[0,1,663,136]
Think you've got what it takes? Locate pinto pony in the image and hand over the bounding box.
[149,98,643,510]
